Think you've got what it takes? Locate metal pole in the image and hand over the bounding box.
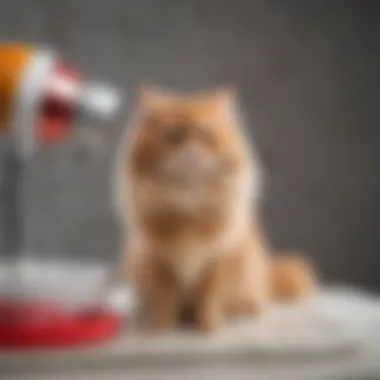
[1,146,25,258]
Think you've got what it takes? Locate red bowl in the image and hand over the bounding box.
[0,300,122,349]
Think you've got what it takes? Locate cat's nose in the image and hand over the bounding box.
[180,153,200,172]
[181,144,204,170]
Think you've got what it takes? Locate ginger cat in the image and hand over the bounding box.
[116,86,315,332]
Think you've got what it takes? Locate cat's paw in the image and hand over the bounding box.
[234,300,264,318]
[146,314,177,332]
[196,307,227,332]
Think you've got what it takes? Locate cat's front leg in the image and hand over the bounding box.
[130,254,180,331]
[144,283,180,331]
[194,260,228,332]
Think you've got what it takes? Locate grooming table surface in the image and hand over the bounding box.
[1,288,380,380]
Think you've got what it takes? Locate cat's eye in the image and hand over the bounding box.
[162,124,185,145]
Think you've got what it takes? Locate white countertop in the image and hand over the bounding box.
[2,287,380,380]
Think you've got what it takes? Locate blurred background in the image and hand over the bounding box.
[0,0,379,290]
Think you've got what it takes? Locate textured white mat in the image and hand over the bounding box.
[1,287,379,375]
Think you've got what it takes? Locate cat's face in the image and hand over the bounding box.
[127,87,247,187]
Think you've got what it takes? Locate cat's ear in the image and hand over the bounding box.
[212,86,238,115]
[215,86,237,101]
[137,85,170,112]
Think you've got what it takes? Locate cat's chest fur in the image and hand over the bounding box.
[136,182,248,287]
[167,240,216,288]
[150,208,246,289]
[138,184,230,239]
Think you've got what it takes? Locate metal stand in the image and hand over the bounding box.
[1,146,25,258]
[0,146,122,349]
[0,144,30,300]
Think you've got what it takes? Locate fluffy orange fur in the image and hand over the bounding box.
[117,86,316,332]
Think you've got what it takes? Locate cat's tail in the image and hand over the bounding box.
[269,252,317,301]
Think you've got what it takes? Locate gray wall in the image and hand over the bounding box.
[0,0,379,290]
